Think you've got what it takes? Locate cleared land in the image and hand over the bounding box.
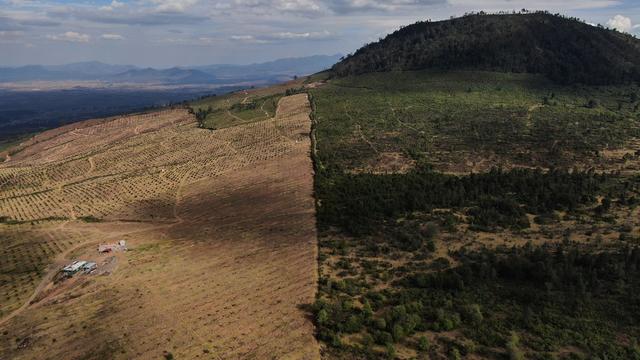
[0,94,320,359]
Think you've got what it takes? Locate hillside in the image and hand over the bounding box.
[0,86,320,359]
[332,12,640,85]
[303,15,640,359]
[308,69,640,360]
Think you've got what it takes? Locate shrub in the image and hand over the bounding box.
[507,332,525,360]
[418,336,430,351]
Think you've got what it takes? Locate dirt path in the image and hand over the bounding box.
[0,237,98,327]
[87,156,95,174]
[224,99,245,123]
[260,99,271,118]
[389,104,420,132]
[0,221,171,328]
[225,109,244,122]
[344,102,378,154]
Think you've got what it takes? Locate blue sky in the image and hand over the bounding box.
[1,0,639,67]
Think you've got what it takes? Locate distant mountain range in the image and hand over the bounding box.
[0,54,341,85]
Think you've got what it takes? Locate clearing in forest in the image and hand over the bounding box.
[0,94,319,359]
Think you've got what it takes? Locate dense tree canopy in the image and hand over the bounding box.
[332,12,640,85]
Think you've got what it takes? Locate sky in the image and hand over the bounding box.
[1,0,639,67]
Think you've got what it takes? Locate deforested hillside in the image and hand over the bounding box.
[332,12,640,85]
[0,87,320,359]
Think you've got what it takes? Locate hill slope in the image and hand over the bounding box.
[332,12,640,85]
[0,92,319,359]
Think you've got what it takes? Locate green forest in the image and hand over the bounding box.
[308,64,640,358]
[332,12,640,85]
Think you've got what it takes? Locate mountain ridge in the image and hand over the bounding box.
[0,54,341,84]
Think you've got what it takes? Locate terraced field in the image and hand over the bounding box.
[0,94,319,359]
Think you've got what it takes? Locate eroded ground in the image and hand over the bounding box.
[0,94,319,359]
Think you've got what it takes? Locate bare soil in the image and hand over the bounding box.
[0,94,319,359]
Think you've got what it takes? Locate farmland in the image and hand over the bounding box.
[0,93,319,359]
[308,71,640,359]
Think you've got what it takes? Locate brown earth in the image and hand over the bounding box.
[0,94,320,359]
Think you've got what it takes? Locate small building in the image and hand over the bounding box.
[98,240,127,253]
[62,261,87,275]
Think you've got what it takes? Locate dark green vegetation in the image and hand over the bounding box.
[332,12,640,85]
[318,167,608,235]
[314,242,640,359]
[308,70,640,359]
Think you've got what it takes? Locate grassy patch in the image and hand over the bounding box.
[309,71,640,172]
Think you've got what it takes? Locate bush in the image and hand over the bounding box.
[507,332,525,360]
[418,336,430,351]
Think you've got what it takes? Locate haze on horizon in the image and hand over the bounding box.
[1,0,639,68]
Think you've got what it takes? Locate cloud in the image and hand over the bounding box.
[0,13,60,31]
[326,0,445,14]
[99,0,126,12]
[229,0,323,16]
[447,0,621,10]
[47,6,209,26]
[228,0,446,16]
[101,33,124,40]
[230,34,270,43]
[46,31,90,42]
[607,14,633,33]
[0,30,23,43]
[266,30,334,40]
[230,30,334,43]
[5,0,36,5]
[151,0,199,13]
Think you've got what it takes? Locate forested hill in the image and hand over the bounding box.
[331,12,640,85]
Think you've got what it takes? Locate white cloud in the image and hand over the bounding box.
[0,30,23,38]
[267,30,333,40]
[447,0,621,10]
[275,0,321,12]
[607,14,633,33]
[46,31,90,42]
[151,0,199,13]
[229,30,333,43]
[229,34,272,43]
[5,0,35,5]
[99,0,126,12]
[230,34,254,41]
[101,33,124,40]
[0,30,24,43]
